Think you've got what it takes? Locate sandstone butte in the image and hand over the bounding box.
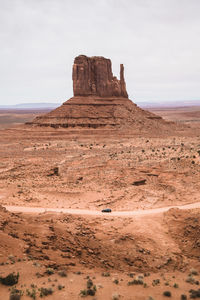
[28,55,170,130]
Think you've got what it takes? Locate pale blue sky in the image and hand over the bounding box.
[0,0,200,105]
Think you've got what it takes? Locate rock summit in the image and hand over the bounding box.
[73,55,128,98]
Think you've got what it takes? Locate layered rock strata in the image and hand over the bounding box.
[29,96,162,129]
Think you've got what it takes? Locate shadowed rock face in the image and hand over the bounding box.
[72,55,128,98]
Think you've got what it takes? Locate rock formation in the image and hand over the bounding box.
[72,55,128,98]
[28,54,170,131]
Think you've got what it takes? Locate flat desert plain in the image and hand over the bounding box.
[0,106,200,299]
[0,109,52,129]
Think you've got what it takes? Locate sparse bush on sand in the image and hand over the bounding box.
[163,290,172,297]
[0,272,19,286]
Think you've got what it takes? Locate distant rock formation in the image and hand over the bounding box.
[72,55,128,98]
[28,55,174,132]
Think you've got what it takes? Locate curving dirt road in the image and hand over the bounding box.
[3,201,200,217]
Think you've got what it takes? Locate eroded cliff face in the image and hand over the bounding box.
[72,55,128,98]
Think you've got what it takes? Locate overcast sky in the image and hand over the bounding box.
[0,0,200,105]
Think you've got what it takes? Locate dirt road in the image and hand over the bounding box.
[3,201,200,217]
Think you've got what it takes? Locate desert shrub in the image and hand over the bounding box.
[87,279,93,289]
[128,279,144,286]
[45,268,54,275]
[181,295,187,300]
[102,272,110,277]
[173,283,179,288]
[80,286,96,297]
[57,284,64,290]
[186,275,196,284]
[39,287,53,297]
[190,268,199,276]
[58,270,67,277]
[0,272,19,286]
[26,288,36,299]
[80,279,96,297]
[113,279,119,284]
[152,279,160,286]
[87,289,95,296]
[36,272,43,278]
[163,291,172,297]
[8,255,15,263]
[75,271,82,275]
[80,289,87,297]
[189,289,200,298]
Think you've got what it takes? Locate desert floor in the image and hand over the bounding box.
[0,106,200,299]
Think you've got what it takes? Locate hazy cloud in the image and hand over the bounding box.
[0,0,200,104]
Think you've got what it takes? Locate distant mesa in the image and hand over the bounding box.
[28,55,168,130]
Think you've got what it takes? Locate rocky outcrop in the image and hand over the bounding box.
[28,95,169,130]
[72,55,128,98]
[28,54,172,131]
